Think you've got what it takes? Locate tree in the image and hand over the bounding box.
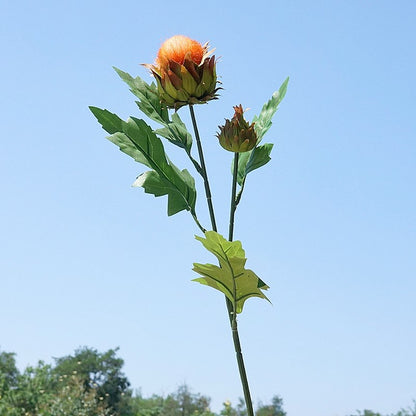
[220,400,238,416]
[255,396,286,416]
[41,375,111,416]
[129,391,165,416]
[130,384,214,416]
[172,384,211,416]
[0,361,55,416]
[393,401,416,416]
[52,346,131,414]
[0,350,19,394]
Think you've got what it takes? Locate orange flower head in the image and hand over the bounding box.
[144,35,219,110]
[156,35,204,68]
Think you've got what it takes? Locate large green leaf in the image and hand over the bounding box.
[114,67,192,151]
[192,231,270,314]
[90,106,196,216]
[252,77,289,142]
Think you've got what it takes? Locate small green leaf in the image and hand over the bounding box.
[235,143,274,186]
[154,112,193,151]
[114,67,193,151]
[192,231,270,314]
[252,77,289,142]
[114,67,169,125]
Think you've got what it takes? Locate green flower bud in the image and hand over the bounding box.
[217,105,257,152]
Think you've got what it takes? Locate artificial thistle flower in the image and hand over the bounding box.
[217,105,257,152]
[144,35,219,110]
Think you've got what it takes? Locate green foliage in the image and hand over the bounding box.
[392,401,416,416]
[4,348,416,416]
[40,375,110,416]
[130,384,213,416]
[348,411,383,416]
[235,77,289,187]
[221,401,239,416]
[114,68,193,152]
[192,231,270,314]
[167,384,212,416]
[0,348,131,416]
[252,78,289,143]
[0,361,56,416]
[90,107,197,216]
[347,402,416,416]
[114,67,169,126]
[0,351,19,394]
[255,396,286,416]
[53,346,131,415]
[235,144,274,186]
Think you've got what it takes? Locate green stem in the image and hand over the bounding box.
[227,152,255,416]
[191,209,206,234]
[228,152,239,242]
[188,109,254,416]
[188,105,218,232]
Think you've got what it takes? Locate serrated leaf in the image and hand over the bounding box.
[132,168,195,216]
[107,132,150,167]
[114,67,169,125]
[114,67,192,151]
[154,112,193,151]
[90,107,196,216]
[192,231,270,314]
[89,106,123,134]
[252,77,289,142]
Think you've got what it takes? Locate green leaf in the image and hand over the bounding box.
[114,67,169,125]
[192,231,270,314]
[114,67,193,151]
[154,112,193,151]
[235,143,274,186]
[90,107,196,216]
[107,132,151,167]
[252,77,289,142]
[233,77,288,186]
[89,106,123,134]
[133,167,196,216]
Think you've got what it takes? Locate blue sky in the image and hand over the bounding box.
[1,1,415,415]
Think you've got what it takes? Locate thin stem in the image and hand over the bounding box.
[188,108,254,416]
[188,105,217,232]
[191,210,207,234]
[228,152,239,242]
[227,152,255,416]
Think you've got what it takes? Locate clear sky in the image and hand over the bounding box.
[1,1,415,415]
